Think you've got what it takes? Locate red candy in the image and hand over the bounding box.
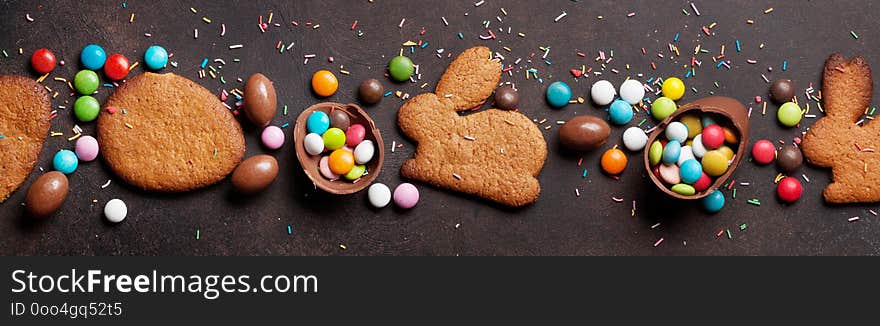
[345,124,366,147]
[751,139,776,164]
[701,124,724,149]
[104,54,130,81]
[692,172,712,192]
[777,177,803,203]
[30,48,57,74]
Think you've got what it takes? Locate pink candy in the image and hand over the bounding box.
[261,126,285,150]
[345,124,365,147]
[75,135,99,162]
[393,183,419,209]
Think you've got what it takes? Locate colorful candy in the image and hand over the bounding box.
[600,147,627,175]
[328,149,355,175]
[665,121,688,143]
[651,97,676,120]
[751,139,776,164]
[104,199,128,223]
[661,77,685,100]
[679,159,703,184]
[74,70,99,95]
[368,183,392,208]
[30,48,56,74]
[701,150,729,177]
[261,126,285,150]
[700,124,724,149]
[311,70,338,97]
[671,184,696,196]
[104,53,130,81]
[546,81,572,108]
[608,99,633,125]
[318,156,339,179]
[648,141,663,165]
[345,124,366,147]
[328,109,350,130]
[702,190,725,212]
[622,127,648,151]
[53,150,78,174]
[388,55,414,82]
[393,183,419,209]
[679,114,703,139]
[777,177,803,203]
[344,164,366,180]
[590,80,616,106]
[661,141,681,164]
[73,96,100,122]
[776,145,803,173]
[74,135,99,162]
[659,164,681,184]
[353,140,375,164]
[322,128,346,150]
[777,102,802,127]
[306,111,330,135]
[80,44,107,70]
[144,45,168,70]
[619,79,645,105]
[303,133,324,155]
[693,172,711,192]
[692,134,707,158]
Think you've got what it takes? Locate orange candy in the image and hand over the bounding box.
[311,70,338,97]
[722,126,738,144]
[601,147,627,175]
[328,149,354,175]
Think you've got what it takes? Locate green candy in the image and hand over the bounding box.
[777,102,802,127]
[74,70,99,95]
[322,128,346,150]
[649,141,663,166]
[74,96,100,122]
[651,97,677,120]
[388,55,414,82]
[671,183,696,196]
[344,164,366,180]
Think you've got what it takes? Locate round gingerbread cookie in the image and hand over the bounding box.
[97,72,245,192]
[0,75,51,202]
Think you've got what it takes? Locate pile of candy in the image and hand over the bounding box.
[647,112,740,201]
[303,109,375,182]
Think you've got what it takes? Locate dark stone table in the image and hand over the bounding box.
[2,0,879,255]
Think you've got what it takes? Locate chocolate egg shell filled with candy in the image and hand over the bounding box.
[294,103,384,194]
[558,115,611,151]
[643,96,750,200]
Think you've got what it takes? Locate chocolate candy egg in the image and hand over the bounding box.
[558,115,610,151]
[354,140,375,164]
[25,171,69,218]
[231,154,279,194]
[303,133,324,156]
[770,79,794,103]
[244,73,277,127]
[494,86,519,110]
[776,145,803,173]
[358,79,384,105]
[329,109,351,130]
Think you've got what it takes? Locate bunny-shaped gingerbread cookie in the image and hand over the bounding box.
[397,47,547,207]
[801,54,877,203]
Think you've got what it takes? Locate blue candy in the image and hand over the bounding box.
[144,45,169,70]
[306,111,330,135]
[701,115,717,127]
[545,81,571,108]
[53,150,78,175]
[80,44,107,70]
[661,141,681,165]
[679,159,702,184]
[609,99,634,125]
[702,189,725,213]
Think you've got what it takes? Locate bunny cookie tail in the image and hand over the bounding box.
[435,46,502,112]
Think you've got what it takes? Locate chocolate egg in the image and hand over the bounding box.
[329,109,351,130]
[769,79,794,103]
[494,86,518,110]
[358,79,384,105]
[244,73,277,127]
[776,145,803,173]
[231,154,279,194]
[558,115,611,151]
[25,171,69,218]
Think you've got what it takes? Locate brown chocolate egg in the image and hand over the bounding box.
[494,86,519,110]
[358,79,384,105]
[776,145,803,173]
[769,79,794,103]
[558,115,611,151]
[231,154,279,194]
[244,73,277,127]
[25,171,69,218]
[329,109,351,130]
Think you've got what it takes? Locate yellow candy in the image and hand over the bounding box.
[701,150,729,177]
[717,145,735,161]
[679,113,702,139]
[662,77,686,101]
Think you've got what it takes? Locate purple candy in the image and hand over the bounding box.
[75,135,99,162]
[393,183,419,209]
[261,126,285,150]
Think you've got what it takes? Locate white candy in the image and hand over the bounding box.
[692,134,707,158]
[619,79,645,105]
[303,133,324,156]
[622,127,648,151]
[354,140,375,164]
[677,146,695,166]
[104,199,127,223]
[590,80,616,106]
[665,121,688,144]
[368,183,392,208]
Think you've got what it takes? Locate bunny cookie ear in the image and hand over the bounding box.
[435,46,502,111]
[822,53,873,122]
